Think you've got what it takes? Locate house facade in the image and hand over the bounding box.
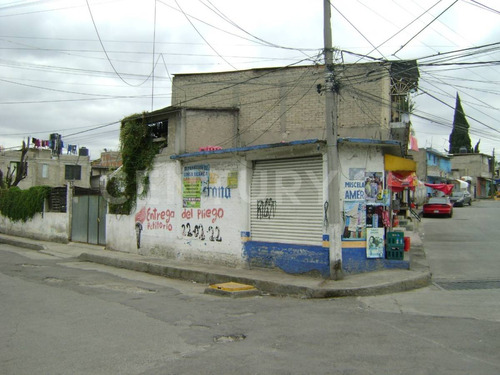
[0,147,91,190]
[409,148,452,196]
[105,62,419,277]
[90,150,123,190]
[451,153,494,198]
[0,139,95,244]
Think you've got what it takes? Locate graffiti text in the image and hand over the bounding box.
[256,198,277,219]
[181,207,224,223]
[203,186,231,199]
[182,223,222,242]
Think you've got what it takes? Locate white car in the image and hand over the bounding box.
[450,190,472,207]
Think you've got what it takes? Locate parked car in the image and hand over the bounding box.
[422,197,453,218]
[450,190,472,207]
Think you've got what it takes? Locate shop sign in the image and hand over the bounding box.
[366,227,385,258]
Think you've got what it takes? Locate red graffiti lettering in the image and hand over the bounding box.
[146,221,173,231]
[147,207,175,223]
[197,208,224,223]
[181,208,194,219]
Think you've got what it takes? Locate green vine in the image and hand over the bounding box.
[109,113,163,214]
[0,186,51,222]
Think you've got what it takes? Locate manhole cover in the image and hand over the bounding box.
[433,280,500,290]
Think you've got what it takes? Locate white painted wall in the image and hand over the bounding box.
[106,146,387,267]
[0,212,69,243]
[106,156,250,267]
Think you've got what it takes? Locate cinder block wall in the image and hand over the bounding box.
[171,63,392,147]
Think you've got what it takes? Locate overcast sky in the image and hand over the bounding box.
[1,0,499,160]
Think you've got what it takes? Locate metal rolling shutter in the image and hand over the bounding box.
[250,156,323,245]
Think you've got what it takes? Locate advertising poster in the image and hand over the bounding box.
[183,165,210,208]
[342,200,366,239]
[364,171,384,202]
[366,227,385,258]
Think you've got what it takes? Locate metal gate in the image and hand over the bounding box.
[71,195,106,245]
[250,156,324,245]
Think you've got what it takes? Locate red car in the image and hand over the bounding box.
[422,197,453,218]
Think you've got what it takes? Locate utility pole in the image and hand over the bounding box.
[324,0,343,280]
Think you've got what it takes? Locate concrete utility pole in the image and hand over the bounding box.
[324,0,343,280]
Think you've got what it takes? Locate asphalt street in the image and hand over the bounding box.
[0,200,499,374]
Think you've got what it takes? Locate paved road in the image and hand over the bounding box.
[359,199,500,322]
[1,201,499,374]
[423,199,500,282]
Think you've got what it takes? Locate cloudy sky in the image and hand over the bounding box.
[1,0,499,160]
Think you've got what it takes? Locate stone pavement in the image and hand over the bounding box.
[0,230,431,298]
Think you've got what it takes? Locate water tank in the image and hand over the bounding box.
[79,147,89,156]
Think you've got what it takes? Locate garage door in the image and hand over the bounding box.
[250,156,324,245]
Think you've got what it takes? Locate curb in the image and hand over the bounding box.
[78,252,432,299]
[0,237,45,251]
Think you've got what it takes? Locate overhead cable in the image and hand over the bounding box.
[393,0,459,56]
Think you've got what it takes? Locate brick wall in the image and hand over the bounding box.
[172,63,394,147]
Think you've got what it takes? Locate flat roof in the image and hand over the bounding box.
[170,139,323,160]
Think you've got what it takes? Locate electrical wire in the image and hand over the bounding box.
[173,0,237,70]
[328,0,386,59]
[393,0,459,56]
[85,0,155,87]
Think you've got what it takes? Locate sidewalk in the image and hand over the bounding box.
[0,231,431,298]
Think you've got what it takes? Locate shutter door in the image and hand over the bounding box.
[250,156,323,245]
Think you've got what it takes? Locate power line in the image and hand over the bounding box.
[328,0,386,59]
[393,0,459,56]
[85,0,155,87]
[173,0,237,70]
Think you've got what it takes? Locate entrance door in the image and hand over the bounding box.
[71,195,106,245]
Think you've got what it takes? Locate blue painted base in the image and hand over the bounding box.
[342,246,409,274]
[243,241,329,277]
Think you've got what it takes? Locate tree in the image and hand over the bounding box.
[449,93,472,154]
[0,140,29,189]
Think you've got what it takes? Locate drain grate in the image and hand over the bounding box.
[433,280,500,291]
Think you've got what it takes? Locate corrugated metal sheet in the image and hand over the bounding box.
[250,156,324,245]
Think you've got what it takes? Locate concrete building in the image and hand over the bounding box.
[409,147,452,195]
[103,61,420,277]
[0,147,91,190]
[0,62,419,276]
[90,150,123,190]
[450,153,495,198]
